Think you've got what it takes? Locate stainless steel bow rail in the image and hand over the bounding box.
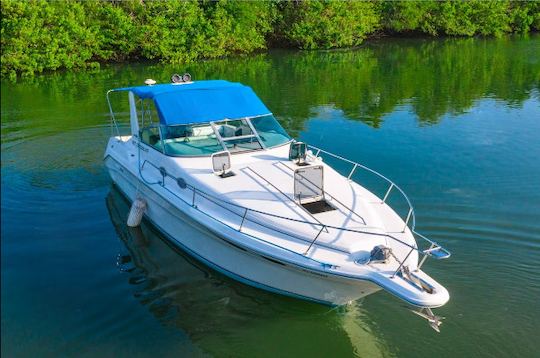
[307,145,451,272]
[138,146,450,276]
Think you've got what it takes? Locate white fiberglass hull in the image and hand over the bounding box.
[106,156,381,305]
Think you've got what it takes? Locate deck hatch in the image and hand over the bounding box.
[301,200,336,214]
[294,165,335,214]
[294,165,324,203]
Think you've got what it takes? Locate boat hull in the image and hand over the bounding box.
[105,156,381,305]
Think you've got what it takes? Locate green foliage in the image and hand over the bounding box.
[201,0,277,56]
[278,0,380,49]
[435,1,512,36]
[381,1,438,34]
[1,0,539,79]
[134,1,205,63]
[84,0,138,62]
[382,0,539,37]
[510,1,540,32]
[1,0,101,79]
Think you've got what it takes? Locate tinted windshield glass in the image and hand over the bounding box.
[250,115,291,148]
[161,124,223,156]
[214,119,262,152]
[159,116,290,156]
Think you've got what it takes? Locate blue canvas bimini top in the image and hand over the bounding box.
[113,80,271,125]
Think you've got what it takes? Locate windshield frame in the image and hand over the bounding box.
[158,114,292,158]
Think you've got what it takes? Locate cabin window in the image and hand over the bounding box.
[249,115,291,148]
[161,124,223,156]
[140,125,163,152]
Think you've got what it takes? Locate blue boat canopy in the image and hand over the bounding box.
[113,80,271,125]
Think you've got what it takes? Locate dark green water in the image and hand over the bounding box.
[2,36,539,357]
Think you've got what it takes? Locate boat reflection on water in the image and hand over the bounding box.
[106,185,394,357]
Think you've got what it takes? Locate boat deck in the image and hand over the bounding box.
[175,145,418,273]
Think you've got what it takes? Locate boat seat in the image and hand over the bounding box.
[140,127,159,144]
[235,125,252,136]
[219,124,236,138]
[148,134,159,145]
[164,126,193,139]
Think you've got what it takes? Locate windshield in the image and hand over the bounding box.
[250,115,291,148]
[161,124,223,156]
[213,119,263,153]
[158,115,291,157]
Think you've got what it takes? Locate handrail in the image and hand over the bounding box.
[220,134,258,141]
[307,145,451,271]
[308,145,417,226]
[106,89,122,138]
[138,149,449,275]
[142,160,377,237]
[138,159,336,268]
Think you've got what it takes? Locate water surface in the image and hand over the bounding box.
[2,36,540,357]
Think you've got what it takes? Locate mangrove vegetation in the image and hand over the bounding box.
[1,0,539,79]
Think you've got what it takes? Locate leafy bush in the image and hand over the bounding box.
[133,0,205,63]
[510,1,540,32]
[278,0,380,49]
[85,0,138,62]
[381,1,439,34]
[1,0,101,79]
[201,0,277,56]
[382,0,539,36]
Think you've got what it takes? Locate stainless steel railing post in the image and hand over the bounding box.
[304,225,326,255]
[403,208,413,232]
[392,247,415,278]
[382,183,394,203]
[347,164,358,180]
[239,208,248,231]
[417,243,434,270]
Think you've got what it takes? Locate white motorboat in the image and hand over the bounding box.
[104,76,451,330]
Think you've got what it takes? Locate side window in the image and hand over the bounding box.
[140,125,163,151]
[138,99,163,152]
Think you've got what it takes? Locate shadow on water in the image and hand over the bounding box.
[105,185,396,357]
